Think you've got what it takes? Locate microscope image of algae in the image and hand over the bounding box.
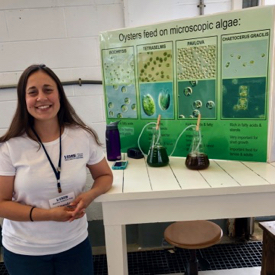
[140,82,174,119]
[222,39,269,79]
[158,91,170,111]
[138,50,173,82]
[239,85,249,97]
[222,78,266,119]
[106,84,137,119]
[142,94,156,116]
[103,53,135,86]
[177,45,216,80]
[233,85,249,111]
[178,79,216,119]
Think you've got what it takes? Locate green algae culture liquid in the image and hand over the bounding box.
[147,145,169,167]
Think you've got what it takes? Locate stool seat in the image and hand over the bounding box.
[164,220,223,249]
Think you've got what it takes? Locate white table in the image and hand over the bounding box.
[95,157,275,275]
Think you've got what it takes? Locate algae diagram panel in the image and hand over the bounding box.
[221,30,269,119]
[176,36,217,119]
[102,47,138,119]
[137,42,174,119]
[100,6,275,162]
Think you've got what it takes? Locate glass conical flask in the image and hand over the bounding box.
[147,127,169,167]
[147,117,169,167]
[185,129,209,170]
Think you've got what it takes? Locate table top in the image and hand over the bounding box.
[259,221,275,237]
[95,156,275,203]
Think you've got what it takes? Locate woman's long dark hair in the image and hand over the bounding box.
[0,64,101,145]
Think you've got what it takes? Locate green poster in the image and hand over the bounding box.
[100,6,275,162]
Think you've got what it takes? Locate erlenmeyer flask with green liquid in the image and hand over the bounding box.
[147,115,169,167]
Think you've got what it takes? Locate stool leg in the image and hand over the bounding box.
[197,249,210,270]
[187,250,198,275]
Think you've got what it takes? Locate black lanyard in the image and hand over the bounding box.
[32,126,62,193]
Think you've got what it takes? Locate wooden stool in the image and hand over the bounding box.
[259,221,275,275]
[164,220,223,275]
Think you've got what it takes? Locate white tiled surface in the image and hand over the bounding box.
[199,267,261,274]
[163,267,261,275]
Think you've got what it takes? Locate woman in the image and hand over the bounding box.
[0,64,113,275]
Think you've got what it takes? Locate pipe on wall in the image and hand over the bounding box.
[197,0,206,15]
[0,79,102,90]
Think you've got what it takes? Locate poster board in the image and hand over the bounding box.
[100,6,275,162]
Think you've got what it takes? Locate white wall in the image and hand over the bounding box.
[124,0,233,27]
[0,0,242,219]
[0,0,125,145]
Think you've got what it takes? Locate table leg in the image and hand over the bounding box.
[104,224,128,275]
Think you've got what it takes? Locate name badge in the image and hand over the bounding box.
[49,192,75,208]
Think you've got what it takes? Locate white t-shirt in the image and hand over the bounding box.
[0,126,104,255]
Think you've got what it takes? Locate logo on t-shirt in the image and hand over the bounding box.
[64,153,83,161]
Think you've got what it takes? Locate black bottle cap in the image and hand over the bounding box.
[107,121,120,130]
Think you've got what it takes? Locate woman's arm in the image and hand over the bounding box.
[0,175,35,221]
[86,157,113,201]
[0,176,80,222]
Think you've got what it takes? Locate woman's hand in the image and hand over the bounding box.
[49,205,85,222]
[0,157,112,223]
[68,157,113,222]
[66,192,91,222]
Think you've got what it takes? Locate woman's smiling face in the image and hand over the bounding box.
[25,70,60,123]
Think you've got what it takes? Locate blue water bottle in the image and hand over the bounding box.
[106,121,121,161]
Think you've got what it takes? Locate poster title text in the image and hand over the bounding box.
[118,18,241,43]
